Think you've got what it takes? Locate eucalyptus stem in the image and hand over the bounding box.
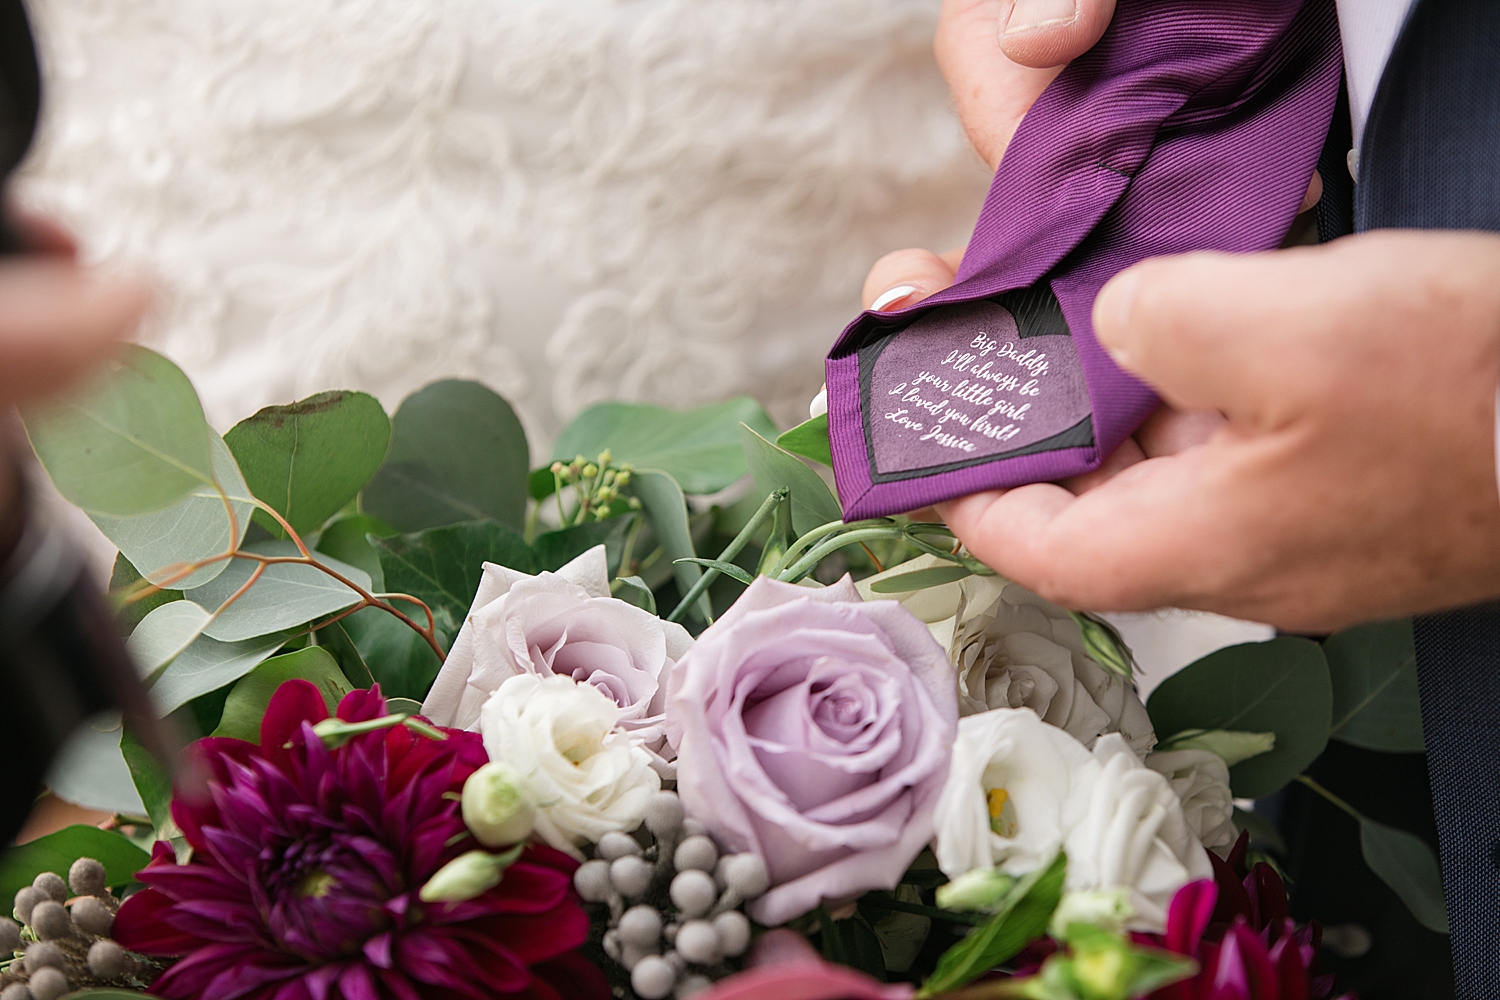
[1295,775,1363,822]
[776,527,911,583]
[766,517,896,579]
[665,488,788,624]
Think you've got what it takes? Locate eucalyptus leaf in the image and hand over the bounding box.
[1147,638,1331,800]
[741,424,842,537]
[1325,618,1425,753]
[361,380,530,533]
[185,542,371,642]
[0,826,150,907]
[23,345,213,516]
[225,390,391,537]
[1158,729,1277,768]
[919,853,1067,997]
[611,575,657,614]
[375,520,535,631]
[110,554,181,633]
[776,412,832,467]
[93,432,254,589]
[631,470,710,623]
[869,564,973,594]
[213,647,353,742]
[150,630,293,716]
[532,517,627,575]
[126,600,213,680]
[43,713,146,816]
[316,513,397,592]
[1360,817,1448,933]
[552,397,778,495]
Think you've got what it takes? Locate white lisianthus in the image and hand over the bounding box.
[1144,749,1238,856]
[479,674,660,860]
[933,709,1212,932]
[422,545,692,769]
[858,557,1154,755]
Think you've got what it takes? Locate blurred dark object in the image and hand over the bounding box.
[0,0,38,253]
[1277,741,1455,999]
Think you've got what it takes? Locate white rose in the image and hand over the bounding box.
[422,545,692,766]
[1065,736,1214,930]
[479,673,660,860]
[859,557,1154,755]
[1144,749,1238,856]
[933,709,1211,932]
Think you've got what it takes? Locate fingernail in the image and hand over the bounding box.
[809,387,828,419]
[1092,269,1140,363]
[1004,0,1077,34]
[871,285,919,312]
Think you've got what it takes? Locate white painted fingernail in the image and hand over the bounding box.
[871,285,919,312]
[809,387,828,419]
[1005,0,1077,34]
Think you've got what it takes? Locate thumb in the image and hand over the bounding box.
[1000,0,1116,69]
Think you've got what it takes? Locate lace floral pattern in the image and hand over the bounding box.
[19,0,989,444]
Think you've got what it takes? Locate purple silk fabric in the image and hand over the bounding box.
[825,0,1342,519]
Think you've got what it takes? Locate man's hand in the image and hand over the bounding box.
[938,231,1500,632]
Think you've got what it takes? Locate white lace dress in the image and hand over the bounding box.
[18,0,991,443]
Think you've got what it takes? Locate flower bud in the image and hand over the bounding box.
[461,762,536,847]
[935,867,1015,913]
[574,860,613,902]
[68,858,107,897]
[89,939,127,979]
[24,943,63,970]
[13,886,44,924]
[31,874,66,904]
[597,449,613,467]
[26,968,67,1000]
[631,955,676,1000]
[674,920,719,965]
[419,847,521,904]
[29,901,72,941]
[71,896,114,937]
[583,464,599,479]
[1071,940,1132,1000]
[1049,889,1134,939]
[0,917,20,953]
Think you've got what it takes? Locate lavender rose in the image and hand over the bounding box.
[666,575,959,926]
[421,545,692,765]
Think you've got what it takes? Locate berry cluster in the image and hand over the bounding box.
[573,791,768,1000]
[0,857,160,1000]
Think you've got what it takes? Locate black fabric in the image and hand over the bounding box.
[0,0,37,253]
[1358,0,1500,994]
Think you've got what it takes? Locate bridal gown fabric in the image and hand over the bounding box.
[18,0,1269,812]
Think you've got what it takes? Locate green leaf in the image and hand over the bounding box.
[149,630,293,716]
[313,619,377,689]
[361,380,531,533]
[386,697,424,716]
[109,554,181,634]
[44,713,146,816]
[532,517,628,575]
[611,575,657,614]
[741,424,842,538]
[212,647,354,742]
[1360,817,1448,933]
[528,466,560,502]
[552,397,778,495]
[316,513,397,592]
[184,542,371,642]
[93,432,254,590]
[777,412,832,467]
[1147,638,1331,800]
[126,600,214,680]
[0,826,150,906]
[1158,729,1277,768]
[869,564,973,594]
[225,390,391,537]
[631,470,710,623]
[340,606,445,702]
[121,726,174,832]
[1232,807,1288,855]
[375,521,535,631]
[23,345,213,516]
[1325,619,1424,753]
[674,557,755,586]
[920,854,1068,997]
[1071,613,1136,680]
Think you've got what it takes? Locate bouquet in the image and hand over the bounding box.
[0,348,1442,1000]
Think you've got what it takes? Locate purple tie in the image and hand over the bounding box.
[825,0,1342,519]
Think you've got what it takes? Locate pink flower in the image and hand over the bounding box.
[114,681,607,1000]
[667,576,958,926]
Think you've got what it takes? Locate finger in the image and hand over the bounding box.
[999,0,1117,69]
[862,248,958,311]
[5,203,79,258]
[1059,435,1143,494]
[0,260,152,406]
[1134,406,1225,458]
[936,0,1066,169]
[1298,170,1323,215]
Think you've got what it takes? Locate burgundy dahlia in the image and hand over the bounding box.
[114,681,607,1000]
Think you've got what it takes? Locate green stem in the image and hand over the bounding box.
[1295,775,1363,822]
[777,527,910,583]
[666,489,788,624]
[617,512,645,578]
[766,517,896,579]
